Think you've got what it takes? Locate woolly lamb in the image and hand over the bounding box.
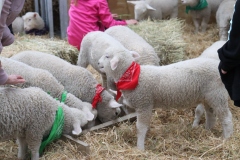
[0,87,93,160]
[78,30,159,90]
[11,51,122,123]
[127,0,179,21]
[104,26,160,66]
[98,47,233,150]
[12,17,24,34]
[0,57,96,120]
[181,0,224,32]
[199,40,226,60]
[216,0,235,41]
[22,12,45,31]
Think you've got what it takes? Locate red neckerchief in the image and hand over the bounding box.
[92,84,105,109]
[115,62,140,101]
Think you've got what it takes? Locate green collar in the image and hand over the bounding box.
[39,106,64,155]
[185,0,208,14]
[60,91,68,103]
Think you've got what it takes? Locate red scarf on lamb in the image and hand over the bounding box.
[115,62,140,101]
[92,84,105,109]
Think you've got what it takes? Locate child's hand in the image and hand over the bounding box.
[126,19,138,25]
[112,14,118,18]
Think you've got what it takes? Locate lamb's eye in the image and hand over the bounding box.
[28,19,31,21]
[105,55,109,58]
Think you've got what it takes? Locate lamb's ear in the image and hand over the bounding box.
[33,13,37,18]
[84,110,94,121]
[110,56,119,70]
[130,51,141,59]
[146,4,156,11]
[108,89,117,95]
[109,98,123,108]
[72,122,82,135]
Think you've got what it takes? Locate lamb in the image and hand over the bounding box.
[104,26,160,66]
[127,0,179,21]
[199,40,226,60]
[216,0,235,41]
[0,57,96,120]
[78,30,159,90]
[12,17,24,34]
[11,51,122,123]
[22,12,45,32]
[0,86,93,160]
[98,46,233,150]
[181,0,224,32]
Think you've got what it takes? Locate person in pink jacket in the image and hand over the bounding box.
[0,0,25,85]
[67,0,138,50]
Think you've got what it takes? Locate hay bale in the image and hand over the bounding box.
[2,35,79,64]
[129,18,186,65]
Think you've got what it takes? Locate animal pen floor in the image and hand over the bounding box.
[1,21,240,160]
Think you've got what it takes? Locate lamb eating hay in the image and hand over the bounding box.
[127,0,179,21]
[216,0,235,41]
[0,57,96,120]
[11,51,122,123]
[0,87,93,160]
[98,47,233,150]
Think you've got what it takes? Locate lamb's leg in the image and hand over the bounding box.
[26,133,41,160]
[17,137,28,160]
[136,106,153,150]
[170,7,178,19]
[192,104,205,128]
[200,16,210,33]
[219,108,233,139]
[192,18,200,33]
[204,104,216,130]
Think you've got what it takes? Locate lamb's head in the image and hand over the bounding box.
[96,90,123,123]
[181,0,199,6]
[68,107,94,136]
[98,50,140,81]
[22,12,45,31]
[127,1,156,21]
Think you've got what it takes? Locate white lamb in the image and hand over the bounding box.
[98,46,233,150]
[216,0,235,41]
[104,26,160,66]
[78,30,159,90]
[0,57,96,120]
[12,17,24,34]
[22,12,45,31]
[127,0,179,21]
[11,51,122,123]
[0,87,93,160]
[199,40,226,60]
[181,0,224,32]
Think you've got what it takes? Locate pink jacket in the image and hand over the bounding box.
[67,0,127,50]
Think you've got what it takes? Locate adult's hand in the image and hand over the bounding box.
[4,75,25,85]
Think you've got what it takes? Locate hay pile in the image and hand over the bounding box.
[2,35,79,64]
[129,18,186,65]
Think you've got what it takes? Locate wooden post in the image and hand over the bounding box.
[82,112,137,134]
[59,0,69,39]
[34,0,39,13]
[45,0,54,38]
